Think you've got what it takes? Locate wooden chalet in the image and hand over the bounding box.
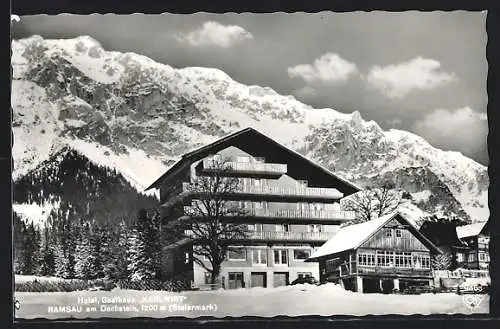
[456,221,490,270]
[306,212,441,293]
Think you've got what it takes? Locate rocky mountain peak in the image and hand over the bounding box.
[11,35,489,224]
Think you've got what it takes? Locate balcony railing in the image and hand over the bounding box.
[254,208,355,220]
[182,182,343,199]
[183,205,355,221]
[202,159,288,175]
[184,230,335,242]
[247,230,335,241]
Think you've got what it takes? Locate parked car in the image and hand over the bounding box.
[457,278,490,294]
[402,285,433,295]
[290,275,319,285]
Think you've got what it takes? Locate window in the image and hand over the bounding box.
[204,272,212,284]
[468,252,477,262]
[395,229,402,238]
[376,251,393,267]
[456,253,465,262]
[238,200,252,209]
[241,178,251,188]
[308,224,322,233]
[276,224,290,232]
[326,259,337,272]
[422,256,430,268]
[394,252,412,268]
[385,229,393,237]
[297,203,308,211]
[248,223,263,232]
[274,249,288,265]
[358,253,376,266]
[252,249,267,265]
[293,249,311,260]
[479,253,488,262]
[394,252,402,267]
[227,248,246,261]
[184,252,190,264]
[412,253,430,269]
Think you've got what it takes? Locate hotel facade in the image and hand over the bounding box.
[146,128,360,289]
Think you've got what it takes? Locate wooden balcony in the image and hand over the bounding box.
[247,230,334,242]
[181,182,343,201]
[183,205,355,222]
[357,266,432,277]
[202,159,287,176]
[253,208,355,221]
[184,230,335,242]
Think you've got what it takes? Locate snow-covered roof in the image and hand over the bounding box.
[308,213,398,260]
[308,211,441,261]
[162,238,192,250]
[456,222,488,239]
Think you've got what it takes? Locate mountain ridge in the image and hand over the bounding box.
[11,35,489,224]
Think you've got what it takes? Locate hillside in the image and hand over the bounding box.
[13,147,158,227]
[11,35,489,224]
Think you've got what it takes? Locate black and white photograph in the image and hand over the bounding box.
[11,11,490,319]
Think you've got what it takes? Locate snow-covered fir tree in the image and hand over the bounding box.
[13,212,25,274]
[19,222,41,275]
[108,220,130,280]
[74,221,93,279]
[126,209,161,281]
[432,253,454,270]
[38,226,56,276]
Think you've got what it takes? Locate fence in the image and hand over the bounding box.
[434,269,490,279]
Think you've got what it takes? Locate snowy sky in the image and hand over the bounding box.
[11,12,488,165]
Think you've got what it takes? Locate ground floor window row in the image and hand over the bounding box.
[219,246,317,264]
[355,251,430,269]
[456,251,490,263]
[343,276,433,294]
[205,271,315,288]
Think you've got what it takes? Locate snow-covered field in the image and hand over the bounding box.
[14,283,489,319]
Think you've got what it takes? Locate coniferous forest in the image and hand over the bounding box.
[13,147,167,284]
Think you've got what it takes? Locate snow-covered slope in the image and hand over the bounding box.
[13,146,159,227]
[11,35,489,223]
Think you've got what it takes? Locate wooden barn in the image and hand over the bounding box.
[306,212,441,293]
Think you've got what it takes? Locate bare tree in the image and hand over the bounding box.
[342,183,402,225]
[372,184,403,218]
[177,158,249,286]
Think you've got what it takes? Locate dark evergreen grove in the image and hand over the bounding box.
[13,147,165,282]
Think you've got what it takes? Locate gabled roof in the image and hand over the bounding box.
[418,220,467,248]
[145,127,361,194]
[307,212,441,261]
[456,221,488,240]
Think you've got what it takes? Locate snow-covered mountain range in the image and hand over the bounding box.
[11,35,489,225]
